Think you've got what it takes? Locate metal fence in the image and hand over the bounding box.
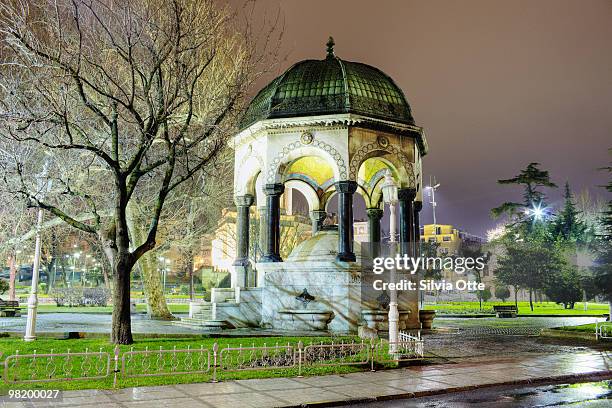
[122,346,211,378]
[595,321,612,340]
[1,335,425,386]
[3,349,111,383]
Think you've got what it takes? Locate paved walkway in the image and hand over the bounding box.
[0,313,604,335]
[2,351,610,408]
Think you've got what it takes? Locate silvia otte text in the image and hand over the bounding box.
[372,279,485,292]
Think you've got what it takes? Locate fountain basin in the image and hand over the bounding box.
[277,309,335,331]
[419,310,436,330]
[361,309,411,331]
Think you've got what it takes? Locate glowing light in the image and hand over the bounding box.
[526,203,547,221]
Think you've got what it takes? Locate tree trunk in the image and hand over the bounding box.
[529,289,534,311]
[7,253,16,301]
[514,286,518,309]
[126,204,173,320]
[111,254,133,344]
[138,251,174,320]
[101,262,110,291]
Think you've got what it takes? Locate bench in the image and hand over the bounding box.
[493,305,517,318]
[0,299,23,317]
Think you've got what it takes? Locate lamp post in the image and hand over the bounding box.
[24,160,52,342]
[381,170,399,353]
[426,176,440,236]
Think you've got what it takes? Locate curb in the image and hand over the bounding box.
[284,370,612,407]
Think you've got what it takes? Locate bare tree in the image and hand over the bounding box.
[0,0,279,343]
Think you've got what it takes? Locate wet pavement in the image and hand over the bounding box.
[0,313,604,335]
[0,313,196,335]
[344,381,612,407]
[2,350,610,407]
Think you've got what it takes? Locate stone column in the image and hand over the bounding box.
[232,194,254,288]
[366,208,383,243]
[233,195,254,267]
[413,201,423,257]
[398,188,419,329]
[257,207,267,260]
[336,181,357,262]
[310,210,327,235]
[398,188,417,257]
[414,200,424,308]
[261,183,284,263]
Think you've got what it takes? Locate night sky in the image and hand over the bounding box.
[231,0,612,237]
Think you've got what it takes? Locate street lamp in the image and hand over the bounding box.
[425,177,440,236]
[158,256,170,294]
[525,203,548,221]
[381,169,399,353]
[381,170,398,243]
[24,159,52,342]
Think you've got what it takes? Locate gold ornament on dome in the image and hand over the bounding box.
[377,135,389,148]
[300,132,314,145]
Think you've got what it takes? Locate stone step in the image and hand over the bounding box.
[175,318,233,330]
[192,312,212,320]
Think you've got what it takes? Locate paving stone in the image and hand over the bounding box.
[174,381,252,396]
[235,377,309,391]
[263,387,352,405]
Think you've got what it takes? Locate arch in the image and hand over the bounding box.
[267,140,347,184]
[284,179,321,211]
[321,183,372,212]
[349,144,416,188]
[235,151,264,197]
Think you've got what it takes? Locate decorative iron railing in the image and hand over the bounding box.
[1,335,425,386]
[595,321,612,340]
[121,346,210,378]
[3,349,110,383]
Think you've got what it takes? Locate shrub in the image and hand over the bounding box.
[50,287,108,307]
[479,287,492,303]
[0,278,8,295]
[83,288,110,306]
[494,285,511,302]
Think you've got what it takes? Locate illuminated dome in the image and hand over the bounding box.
[239,37,415,130]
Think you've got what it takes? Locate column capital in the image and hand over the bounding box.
[398,188,417,201]
[335,180,358,194]
[366,208,384,220]
[310,209,327,220]
[264,183,284,196]
[234,194,255,207]
[414,201,423,212]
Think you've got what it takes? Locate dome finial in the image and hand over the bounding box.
[326,36,335,58]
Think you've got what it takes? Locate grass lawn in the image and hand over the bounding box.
[423,301,610,316]
[550,323,598,332]
[0,335,373,394]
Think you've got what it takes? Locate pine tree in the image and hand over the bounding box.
[552,182,587,243]
[491,163,557,235]
[592,162,612,318]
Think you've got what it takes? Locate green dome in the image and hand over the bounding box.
[239,39,415,130]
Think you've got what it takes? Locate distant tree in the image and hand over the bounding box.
[544,265,582,309]
[479,287,492,304]
[491,163,557,235]
[591,160,612,319]
[457,240,489,310]
[420,241,443,280]
[0,278,8,296]
[494,285,511,302]
[495,237,565,312]
[551,183,587,244]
